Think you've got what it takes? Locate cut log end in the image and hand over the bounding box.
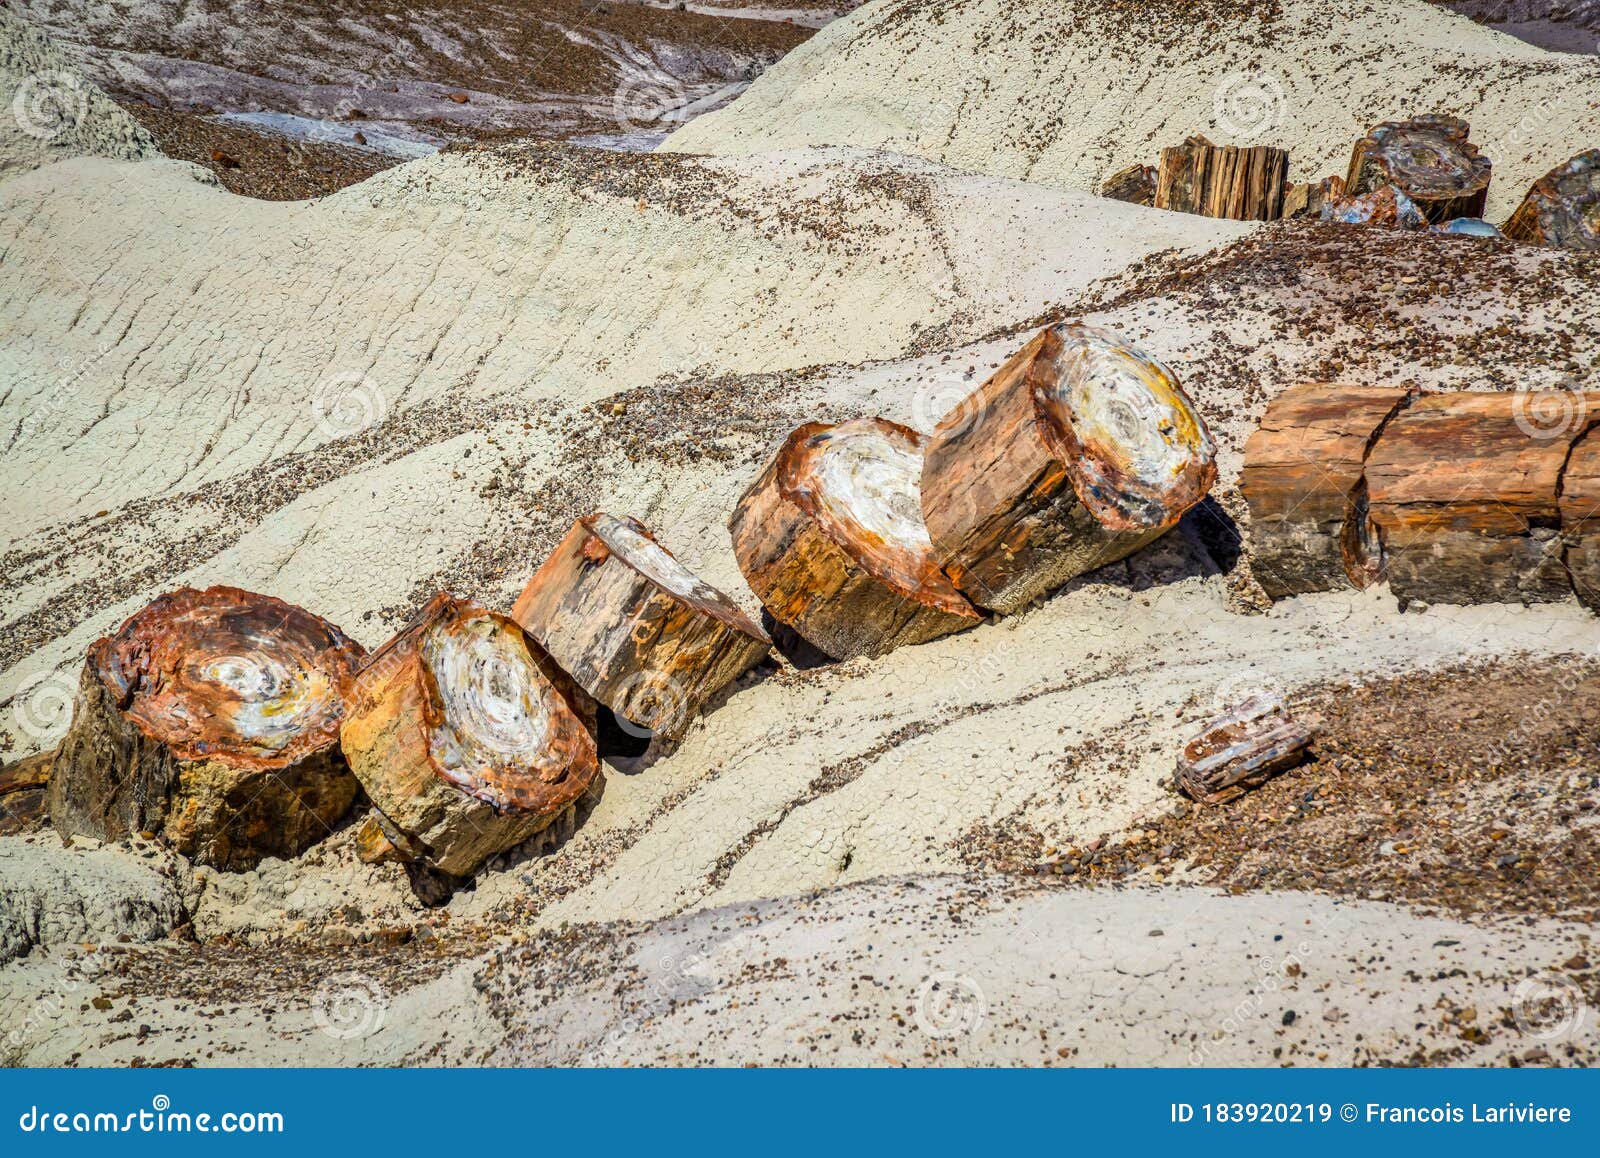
[1175,694,1315,805]
[1502,148,1600,252]
[1345,115,1491,224]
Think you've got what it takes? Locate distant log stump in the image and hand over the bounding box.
[340,593,599,877]
[513,513,770,740]
[1175,694,1314,805]
[1155,135,1288,220]
[1345,115,1491,224]
[1502,148,1600,251]
[1559,423,1600,611]
[729,417,981,660]
[920,324,1216,615]
[1282,175,1344,219]
[1100,163,1155,206]
[1365,392,1595,606]
[48,587,363,870]
[1240,383,1419,599]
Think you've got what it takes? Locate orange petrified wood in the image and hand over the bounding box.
[1502,148,1600,251]
[920,324,1216,615]
[513,513,769,741]
[729,417,981,660]
[48,586,364,870]
[1345,115,1491,224]
[339,593,599,877]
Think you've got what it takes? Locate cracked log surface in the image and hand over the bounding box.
[1345,114,1491,224]
[1502,148,1600,251]
[1174,694,1315,805]
[47,586,363,870]
[730,417,980,660]
[340,593,599,877]
[921,324,1216,615]
[512,512,769,740]
[1155,136,1288,221]
[1240,382,1419,599]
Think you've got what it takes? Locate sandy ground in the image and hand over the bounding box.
[665,0,1600,221]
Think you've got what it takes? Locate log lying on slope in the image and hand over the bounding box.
[1175,694,1314,805]
[1100,163,1155,207]
[730,417,981,660]
[48,587,363,870]
[1155,136,1288,221]
[1345,115,1491,224]
[920,324,1216,615]
[1365,392,1597,606]
[340,593,599,877]
[513,513,770,740]
[1502,149,1600,251]
[1558,423,1600,612]
[1240,383,1419,599]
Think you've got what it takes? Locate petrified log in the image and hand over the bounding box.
[1322,184,1426,229]
[1240,383,1419,598]
[1345,115,1491,224]
[1365,392,1596,606]
[0,749,52,837]
[1100,162,1155,206]
[920,324,1216,615]
[1559,423,1600,611]
[1502,148,1600,251]
[1175,694,1314,805]
[1282,175,1344,220]
[339,593,599,876]
[512,512,770,740]
[48,587,363,870]
[1155,135,1288,221]
[729,417,981,660]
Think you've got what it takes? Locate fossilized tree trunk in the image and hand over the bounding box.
[1560,422,1600,611]
[1365,392,1595,606]
[513,512,770,740]
[1282,176,1345,219]
[920,324,1216,615]
[1155,136,1288,221]
[1175,694,1315,805]
[340,593,600,877]
[1345,115,1491,224]
[48,586,363,870]
[1502,148,1600,251]
[730,417,981,660]
[1240,383,1419,599]
[1100,162,1155,206]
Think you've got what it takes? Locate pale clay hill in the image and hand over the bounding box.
[2,2,1599,1066]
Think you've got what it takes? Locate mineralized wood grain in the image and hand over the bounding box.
[920,324,1216,615]
[513,512,769,739]
[1155,136,1288,221]
[48,586,363,870]
[1559,423,1600,611]
[1175,694,1314,805]
[1502,148,1600,251]
[340,593,599,877]
[1100,162,1155,206]
[1345,115,1491,224]
[730,417,981,660]
[1240,383,1419,598]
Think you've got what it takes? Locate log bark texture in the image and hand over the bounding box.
[0,750,52,837]
[920,324,1217,615]
[1175,694,1314,805]
[513,512,770,739]
[339,593,599,876]
[1155,136,1288,221]
[1240,383,1419,598]
[48,587,363,870]
[1100,163,1155,206]
[1559,421,1600,611]
[1345,115,1491,224]
[1502,148,1600,251]
[1365,392,1596,606]
[1282,175,1345,219]
[729,417,981,660]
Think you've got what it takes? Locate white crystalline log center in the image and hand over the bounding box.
[421,615,559,780]
[812,422,933,553]
[194,647,332,749]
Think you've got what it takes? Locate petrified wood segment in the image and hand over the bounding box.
[1345,115,1491,224]
[1560,423,1600,611]
[48,586,363,870]
[920,324,1217,615]
[1100,162,1155,206]
[730,417,981,660]
[513,513,770,739]
[1155,136,1288,221]
[1240,383,1418,599]
[340,593,599,877]
[1502,148,1600,251]
[1322,184,1426,229]
[1365,392,1595,606]
[1175,694,1314,805]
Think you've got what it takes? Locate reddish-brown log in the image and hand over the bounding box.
[1345,115,1491,224]
[1100,162,1155,207]
[1175,694,1315,805]
[729,417,981,660]
[1155,136,1288,220]
[1501,148,1600,251]
[47,586,363,869]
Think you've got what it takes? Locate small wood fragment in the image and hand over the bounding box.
[1100,163,1155,206]
[1175,694,1314,804]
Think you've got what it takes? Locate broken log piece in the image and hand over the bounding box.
[340,593,600,877]
[1502,148,1600,251]
[1240,383,1419,598]
[729,417,981,660]
[47,587,363,870]
[1365,391,1599,606]
[1155,138,1288,220]
[1282,175,1345,220]
[1175,694,1314,805]
[0,750,53,837]
[1559,424,1600,611]
[920,323,1217,615]
[1345,115,1491,224]
[1322,184,1427,229]
[1100,162,1155,206]
[0,748,52,797]
[513,513,770,740]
